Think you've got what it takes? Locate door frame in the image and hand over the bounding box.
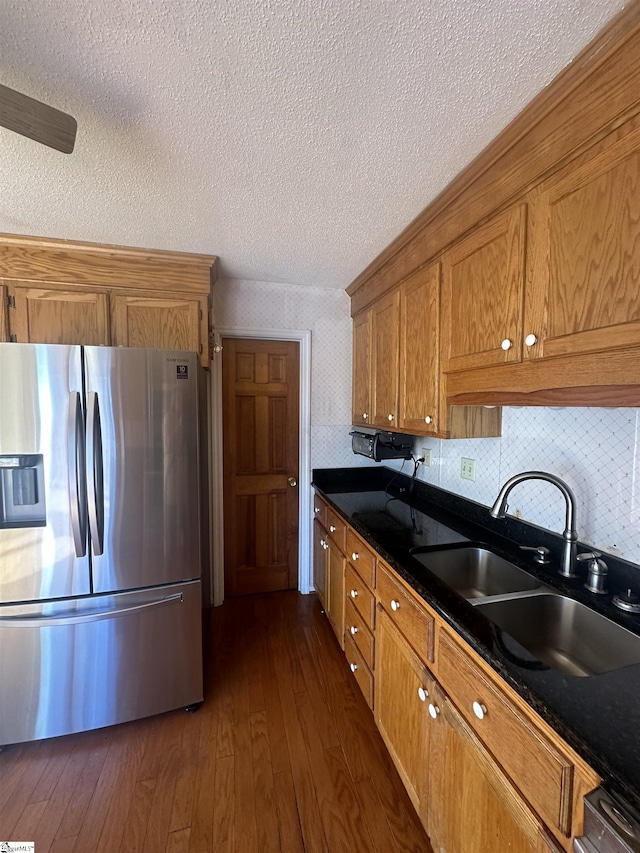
[211,327,312,605]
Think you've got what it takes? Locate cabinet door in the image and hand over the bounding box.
[313,519,329,609]
[112,293,202,356]
[326,538,345,649]
[429,689,553,853]
[7,282,110,345]
[398,261,440,434]
[374,609,433,822]
[527,115,640,364]
[371,290,400,428]
[441,205,526,373]
[352,309,372,426]
[0,284,8,341]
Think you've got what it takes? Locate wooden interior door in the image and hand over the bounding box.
[222,338,300,596]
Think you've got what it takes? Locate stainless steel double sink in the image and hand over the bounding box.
[411,546,640,678]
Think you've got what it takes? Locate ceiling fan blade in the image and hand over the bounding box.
[0,84,76,154]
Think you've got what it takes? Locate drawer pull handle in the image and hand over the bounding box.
[351,552,359,561]
[390,599,400,612]
[501,338,512,351]
[350,589,358,599]
[350,662,358,673]
[472,701,488,720]
[525,333,537,347]
[418,687,428,702]
[428,703,440,719]
[350,625,358,635]
[329,525,336,533]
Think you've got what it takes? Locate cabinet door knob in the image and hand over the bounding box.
[351,552,359,561]
[350,625,358,635]
[350,589,358,599]
[329,525,336,533]
[501,338,512,351]
[388,413,394,421]
[525,333,537,347]
[418,686,428,702]
[425,416,433,424]
[390,599,400,612]
[472,701,487,720]
[350,662,358,673]
[428,703,440,719]
[363,412,368,419]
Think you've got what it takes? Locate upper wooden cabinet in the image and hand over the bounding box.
[111,293,203,353]
[441,205,526,373]
[526,113,640,363]
[370,290,400,428]
[1,234,217,366]
[6,282,111,346]
[398,261,440,434]
[352,309,371,425]
[0,284,8,342]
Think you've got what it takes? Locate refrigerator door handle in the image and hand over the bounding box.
[0,592,183,627]
[68,391,88,557]
[86,391,105,556]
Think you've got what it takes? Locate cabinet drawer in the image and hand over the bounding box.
[326,507,347,552]
[376,564,435,664]
[346,527,376,588]
[439,631,574,837]
[345,632,374,709]
[345,599,375,670]
[346,563,376,631]
[313,493,328,529]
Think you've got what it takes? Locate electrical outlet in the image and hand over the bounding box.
[460,457,476,481]
[421,448,432,467]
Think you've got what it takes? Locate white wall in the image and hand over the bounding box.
[406,408,640,565]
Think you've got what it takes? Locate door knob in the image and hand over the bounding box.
[288,476,297,487]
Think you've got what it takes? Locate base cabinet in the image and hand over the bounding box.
[429,689,560,853]
[374,609,434,818]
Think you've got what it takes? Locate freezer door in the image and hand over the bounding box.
[84,347,200,593]
[0,343,90,603]
[0,580,203,744]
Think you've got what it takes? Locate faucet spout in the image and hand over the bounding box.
[490,471,578,578]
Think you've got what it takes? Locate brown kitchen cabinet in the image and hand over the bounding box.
[0,284,8,341]
[5,281,111,346]
[525,112,640,366]
[352,308,372,426]
[1,235,216,366]
[313,518,329,610]
[374,608,435,822]
[398,261,440,434]
[429,686,563,853]
[111,292,205,355]
[440,203,527,374]
[370,289,401,428]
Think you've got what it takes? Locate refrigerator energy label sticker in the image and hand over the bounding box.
[176,364,188,379]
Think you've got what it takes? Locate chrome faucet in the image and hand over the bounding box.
[490,471,578,578]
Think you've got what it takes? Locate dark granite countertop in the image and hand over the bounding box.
[312,466,640,812]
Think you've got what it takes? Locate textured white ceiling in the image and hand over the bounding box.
[0,0,627,288]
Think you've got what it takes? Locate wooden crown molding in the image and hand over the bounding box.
[0,232,218,293]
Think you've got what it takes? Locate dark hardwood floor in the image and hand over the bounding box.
[0,591,433,852]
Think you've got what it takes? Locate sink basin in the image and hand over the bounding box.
[411,546,542,599]
[475,593,640,677]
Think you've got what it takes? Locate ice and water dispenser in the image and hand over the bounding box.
[0,454,46,528]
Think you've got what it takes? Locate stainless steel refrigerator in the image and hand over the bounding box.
[0,343,203,745]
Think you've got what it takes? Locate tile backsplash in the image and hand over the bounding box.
[393,407,640,565]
